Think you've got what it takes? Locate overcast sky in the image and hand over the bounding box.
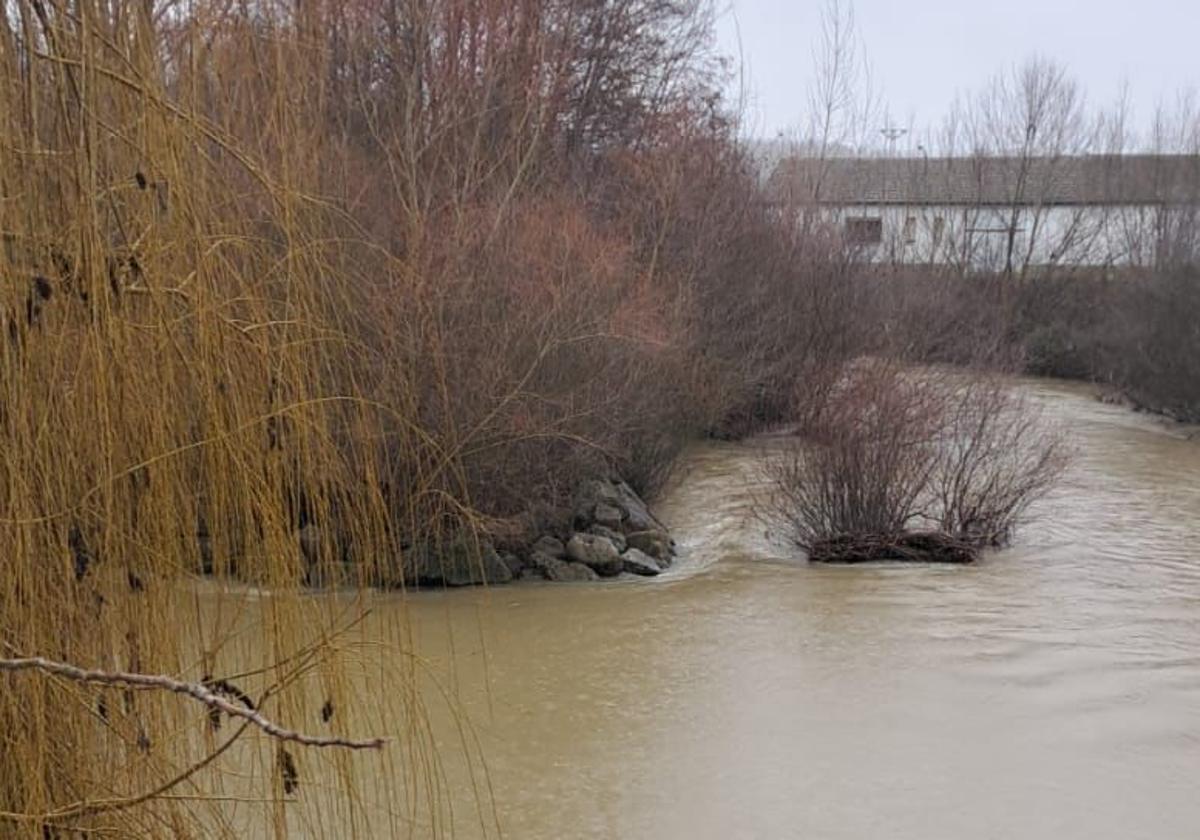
[714,0,1200,143]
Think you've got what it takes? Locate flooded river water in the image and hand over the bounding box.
[204,378,1200,839]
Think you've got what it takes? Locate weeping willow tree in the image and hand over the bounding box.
[0,2,495,835]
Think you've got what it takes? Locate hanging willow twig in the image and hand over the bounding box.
[0,656,386,750]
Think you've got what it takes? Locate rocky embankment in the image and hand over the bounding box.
[269,476,676,589]
[517,478,676,583]
[401,477,676,588]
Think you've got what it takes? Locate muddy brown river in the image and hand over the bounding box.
[199,379,1200,838]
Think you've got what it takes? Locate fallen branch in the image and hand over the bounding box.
[0,656,386,750]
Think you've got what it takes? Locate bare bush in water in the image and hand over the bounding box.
[760,364,1069,562]
[932,378,1071,547]
[761,363,945,547]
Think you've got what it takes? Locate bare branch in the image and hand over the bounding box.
[0,657,386,751]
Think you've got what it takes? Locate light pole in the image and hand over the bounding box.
[880,127,908,156]
[878,128,908,259]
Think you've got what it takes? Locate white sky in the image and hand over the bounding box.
[715,0,1200,143]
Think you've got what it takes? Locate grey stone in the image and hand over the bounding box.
[401,539,514,587]
[531,535,567,559]
[573,479,622,524]
[622,548,662,577]
[587,524,627,552]
[524,550,558,579]
[526,551,599,582]
[500,552,525,577]
[548,559,599,582]
[565,532,624,577]
[626,529,672,563]
[565,559,602,581]
[615,481,664,532]
[592,502,624,529]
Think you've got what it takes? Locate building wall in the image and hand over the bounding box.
[823,203,1174,271]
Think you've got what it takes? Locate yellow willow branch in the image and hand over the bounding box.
[0,656,386,750]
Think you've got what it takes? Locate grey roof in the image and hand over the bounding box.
[769,154,1200,207]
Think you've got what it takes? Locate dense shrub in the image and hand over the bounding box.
[1101,267,1200,421]
[867,264,1200,423]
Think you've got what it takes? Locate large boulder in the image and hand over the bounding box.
[574,477,665,534]
[400,539,514,587]
[573,479,623,527]
[531,535,567,559]
[626,529,672,563]
[593,502,624,529]
[565,533,624,577]
[526,550,600,582]
[587,524,627,552]
[622,548,662,577]
[499,552,525,578]
[614,481,663,532]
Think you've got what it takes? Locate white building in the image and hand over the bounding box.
[769,155,1200,273]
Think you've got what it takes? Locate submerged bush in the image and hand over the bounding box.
[760,363,1068,562]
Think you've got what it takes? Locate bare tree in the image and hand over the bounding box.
[809,0,868,149]
[801,0,880,196]
[947,56,1100,279]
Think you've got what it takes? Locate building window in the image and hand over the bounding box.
[903,215,917,244]
[932,216,945,250]
[845,216,883,246]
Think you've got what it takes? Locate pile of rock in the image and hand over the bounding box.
[288,476,675,589]
[510,478,676,583]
